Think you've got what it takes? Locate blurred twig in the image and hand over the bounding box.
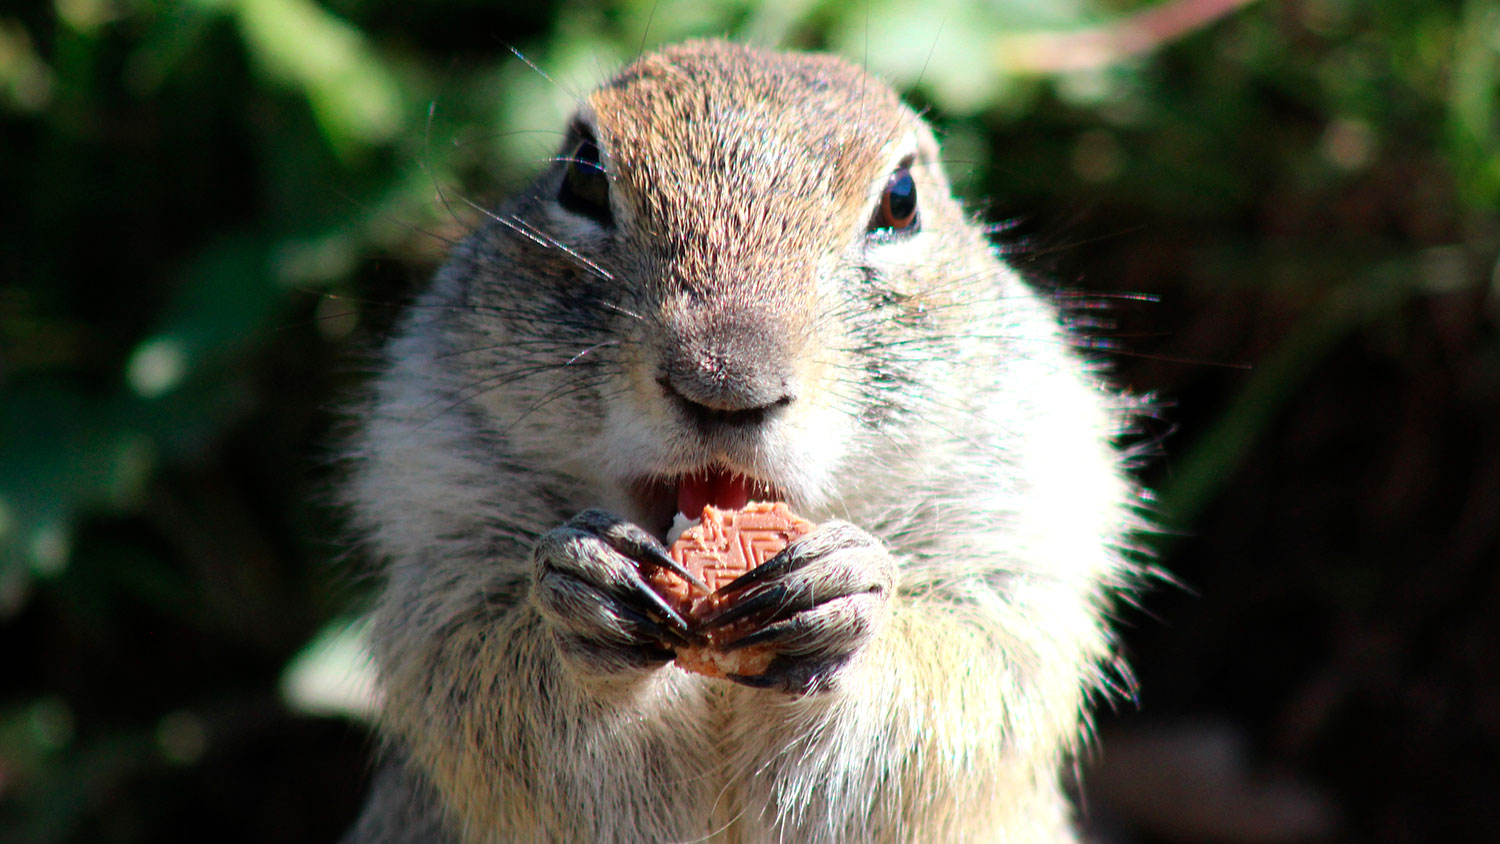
[995,0,1260,73]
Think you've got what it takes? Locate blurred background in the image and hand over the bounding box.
[2,0,1497,841]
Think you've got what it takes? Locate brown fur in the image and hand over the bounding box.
[341,40,1142,843]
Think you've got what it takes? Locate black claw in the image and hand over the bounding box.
[715,551,796,597]
[724,671,782,689]
[614,602,690,647]
[718,617,802,652]
[729,655,844,696]
[635,541,712,594]
[697,584,800,631]
[572,509,712,593]
[618,569,693,636]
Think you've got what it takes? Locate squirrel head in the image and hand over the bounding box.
[431,40,1013,536]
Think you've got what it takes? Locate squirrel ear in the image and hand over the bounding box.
[558,123,614,228]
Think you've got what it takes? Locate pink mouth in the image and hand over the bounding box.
[632,466,780,538]
[676,468,754,515]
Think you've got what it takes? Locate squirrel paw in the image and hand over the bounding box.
[530,509,700,675]
[696,520,895,694]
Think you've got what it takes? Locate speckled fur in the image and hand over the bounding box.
[341,40,1144,844]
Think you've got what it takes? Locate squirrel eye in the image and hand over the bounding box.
[558,128,613,227]
[870,168,919,234]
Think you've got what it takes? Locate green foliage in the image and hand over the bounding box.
[1,0,1496,839]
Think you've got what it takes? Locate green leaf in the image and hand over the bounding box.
[226,0,406,155]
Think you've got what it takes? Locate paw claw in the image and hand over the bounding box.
[572,509,712,592]
[715,551,793,596]
[718,617,801,651]
[698,584,805,631]
[620,567,692,635]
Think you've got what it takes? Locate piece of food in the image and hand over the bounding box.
[659,501,814,614]
[649,501,814,678]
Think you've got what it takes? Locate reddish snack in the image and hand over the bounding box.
[651,501,814,678]
[662,501,814,615]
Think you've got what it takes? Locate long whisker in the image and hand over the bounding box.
[463,197,617,283]
[505,43,585,109]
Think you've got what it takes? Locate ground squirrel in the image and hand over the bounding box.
[340,39,1143,844]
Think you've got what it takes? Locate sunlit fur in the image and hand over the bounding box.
[341,40,1145,844]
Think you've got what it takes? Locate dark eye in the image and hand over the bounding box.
[558,126,613,227]
[869,167,918,234]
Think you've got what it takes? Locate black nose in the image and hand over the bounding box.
[659,311,797,428]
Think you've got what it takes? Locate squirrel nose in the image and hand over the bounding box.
[659,312,797,427]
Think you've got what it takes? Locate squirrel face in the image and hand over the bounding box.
[439,41,1004,537]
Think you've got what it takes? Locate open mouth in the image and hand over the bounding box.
[631,465,782,539]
